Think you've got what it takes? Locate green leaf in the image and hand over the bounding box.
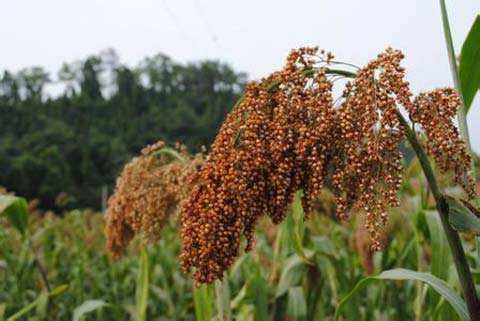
[275,254,310,298]
[150,285,174,315]
[50,284,69,297]
[235,305,254,321]
[135,248,149,321]
[446,197,480,234]
[35,292,49,318]
[0,195,28,235]
[252,273,269,321]
[7,297,44,321]
[7,285,67,321]
[214,277,231,321]
[287,287,307,320]
[425,210,451,280]
[72,300,109,321]
[425,210,451,308]
[0,303,5,319]
[459,15,480,111]
[230,283,248,309]
[334,268,469,321]
[434,299,462,321]
[286,191,312,264]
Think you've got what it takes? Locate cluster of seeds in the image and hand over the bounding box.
[105,141,203,258]
[408,89,476,197]
[179,47,477,284]
[332,48,408,249]
[180,48,337,284]
[96,46,478,282]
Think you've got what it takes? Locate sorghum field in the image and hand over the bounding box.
[1,2,480,321]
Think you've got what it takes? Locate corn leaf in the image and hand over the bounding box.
[7,284,67,321]
[252,273,269,321]
[425,210,451,280]
[275,254,309,298]
[433,299,462,321]
[446,197,480,234]
[73,300,109,321]
[35,292,49,318]
[287,287,307,320]
[334,268,468,321]
[235,305,254,321]
[286,191,312,264]
[230,283,249,309]
[7,296,46,321]
[425,210,451,308]
[459,15,480,111]
[0,195,28,235]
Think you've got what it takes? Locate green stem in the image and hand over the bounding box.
[214,277,232,321]
[266,67,356,93]
[325,68,357,78]
[398,113,480,321]
[439,0,477,179]
[150,147,186,162]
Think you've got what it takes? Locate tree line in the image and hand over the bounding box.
[0,49,246,209]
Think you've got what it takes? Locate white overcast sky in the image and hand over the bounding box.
[1,0,479,150]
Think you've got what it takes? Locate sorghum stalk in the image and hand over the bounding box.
[398,113,480,321]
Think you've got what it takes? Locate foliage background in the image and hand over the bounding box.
[1,186,478,320]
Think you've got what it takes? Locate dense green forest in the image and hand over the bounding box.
[0,49,246,209]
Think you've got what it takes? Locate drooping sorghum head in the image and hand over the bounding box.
[180,47,337,284]
[332,48,408,249]
[408,88,476,197]
[105,141,203,258]
[180,47,477,283]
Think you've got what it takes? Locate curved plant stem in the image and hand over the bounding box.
[398,113,480,321]
[150,147,186,162]
[265,68,356,93]
[324,68,357,78]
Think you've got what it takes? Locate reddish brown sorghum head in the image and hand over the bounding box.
[105,141,203,258]
[332,49,408,249]
[179,47,476,284]
[180,48,337,284]
[408,89,475,197]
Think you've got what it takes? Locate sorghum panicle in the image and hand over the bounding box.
[332,49,407,249]
[105,141,203,258]
[180,48,336,284]
[178,47,476,283]
[409,89,475,197]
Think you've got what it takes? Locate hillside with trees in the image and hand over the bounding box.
[0,49,246,209]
